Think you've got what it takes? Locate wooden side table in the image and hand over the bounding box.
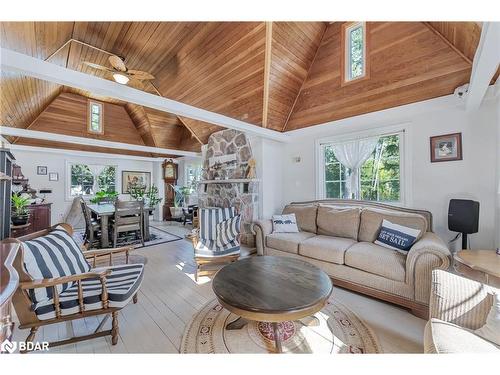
[454,250,500,287]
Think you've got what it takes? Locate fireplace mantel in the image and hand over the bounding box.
[198,178,260,194]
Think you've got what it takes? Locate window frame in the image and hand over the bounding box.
[341,21,370,86]
[65,161,117,201]
[315,124,411,206]
[87,100,104,134]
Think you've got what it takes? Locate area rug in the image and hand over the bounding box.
[73,225,182,249]
[181,297,381,354]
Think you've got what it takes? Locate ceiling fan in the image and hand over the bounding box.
[83,55,155,85]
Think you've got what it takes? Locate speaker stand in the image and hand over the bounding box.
[461,233,468,249]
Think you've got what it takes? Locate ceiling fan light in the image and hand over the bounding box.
[112,73,129,85]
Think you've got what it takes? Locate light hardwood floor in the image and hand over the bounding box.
[12,222,426,353]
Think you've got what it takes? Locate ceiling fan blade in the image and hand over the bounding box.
[126,70,155,80]
[82,61,114,73]
[108,55,127,72]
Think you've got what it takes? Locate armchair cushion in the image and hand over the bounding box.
[195,238,240,258]
[216,214,241,247]
[33,263,144,320]
[199,207,236,241]
[23,228,91,306]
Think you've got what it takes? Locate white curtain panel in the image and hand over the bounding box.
[88,165,106,194]
[331,137,379,199]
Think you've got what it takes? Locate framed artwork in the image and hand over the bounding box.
[37,166,48,175]
[122,171,151,193]
[430,133,463,163]
[48,172,59,181]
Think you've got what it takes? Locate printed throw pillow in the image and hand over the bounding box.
[272,214,299,233]
[216,215,241,248]
[374,219,421,254]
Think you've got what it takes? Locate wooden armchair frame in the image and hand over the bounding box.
[3,223,139,353]
[191,228,240,281]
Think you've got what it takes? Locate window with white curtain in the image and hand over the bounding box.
[319,133,402,202]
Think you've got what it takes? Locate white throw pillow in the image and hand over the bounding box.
[374,219,421,254]
[272,214,299,233]
[474,292,500,345]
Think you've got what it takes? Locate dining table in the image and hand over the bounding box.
[87,203,155,248]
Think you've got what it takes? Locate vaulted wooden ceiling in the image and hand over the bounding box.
[0,21,487,155]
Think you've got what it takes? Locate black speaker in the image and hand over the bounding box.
[448,199,479,249]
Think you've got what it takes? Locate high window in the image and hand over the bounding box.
[88,101,104,134]
[69,164,116,197]
[342,22,368,84]
[320,133,401,203]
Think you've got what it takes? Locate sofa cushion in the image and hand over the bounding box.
[266,231,316,254]
[299,235,356,264]
[345,242,406,281]
[282,204,318,234]
[358,208,428,243]
[317,205,361,240]
[425,319,500,353]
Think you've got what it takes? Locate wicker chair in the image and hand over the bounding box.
[191,207,241,281]
[2,223,144,353]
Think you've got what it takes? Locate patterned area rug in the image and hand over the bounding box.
[181,297,381,354]
[74,226,182,249]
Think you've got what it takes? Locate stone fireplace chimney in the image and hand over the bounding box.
[197,129,259,246]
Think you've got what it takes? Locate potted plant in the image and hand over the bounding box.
[11,192,31,225]
[90,190,118,204]
[145,185,162,210]
[129,185,146,201]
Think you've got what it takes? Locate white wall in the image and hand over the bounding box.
[9,147,159,224]
[280,92,499,250]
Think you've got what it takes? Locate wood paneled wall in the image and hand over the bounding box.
[285,22,473,130]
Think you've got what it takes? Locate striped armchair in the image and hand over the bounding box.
[191,207,241,281]
[4,223,144,352]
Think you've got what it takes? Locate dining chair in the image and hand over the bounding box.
[79,197,101,248]
[112,200,144,247]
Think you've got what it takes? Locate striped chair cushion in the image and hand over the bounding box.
[33,263,144,320]
[195,238,240,258]
[22,228,91,306]
[199,207,236,240]
[216,214,241,248]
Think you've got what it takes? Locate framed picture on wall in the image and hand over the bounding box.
[37,166,47,175]
[430,133,463,163]
[122,171,151,193]
[48,172,59,181]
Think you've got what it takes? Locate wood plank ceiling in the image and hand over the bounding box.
[0,21,488,155]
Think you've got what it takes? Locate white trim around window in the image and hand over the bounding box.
[315,123,413,207]
[65,161,118,201]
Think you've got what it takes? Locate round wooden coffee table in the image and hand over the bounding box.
[454,250,500,287]
[212,256,333,353]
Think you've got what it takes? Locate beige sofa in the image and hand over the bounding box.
[425,269,500,353]
[253,200,451,318]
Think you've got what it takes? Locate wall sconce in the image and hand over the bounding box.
[292,156,301,163]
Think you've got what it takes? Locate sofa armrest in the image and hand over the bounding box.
[252,220,273,256]
[429,269,495,330]
[406,232,451,304]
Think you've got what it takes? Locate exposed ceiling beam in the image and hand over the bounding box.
[423,22,473,65]
[281,24,328,132]
[261,22,273,128]
[0,48,290,143]
[177,116,203,145]
[0,127,200,157]
[466,22,500,112]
